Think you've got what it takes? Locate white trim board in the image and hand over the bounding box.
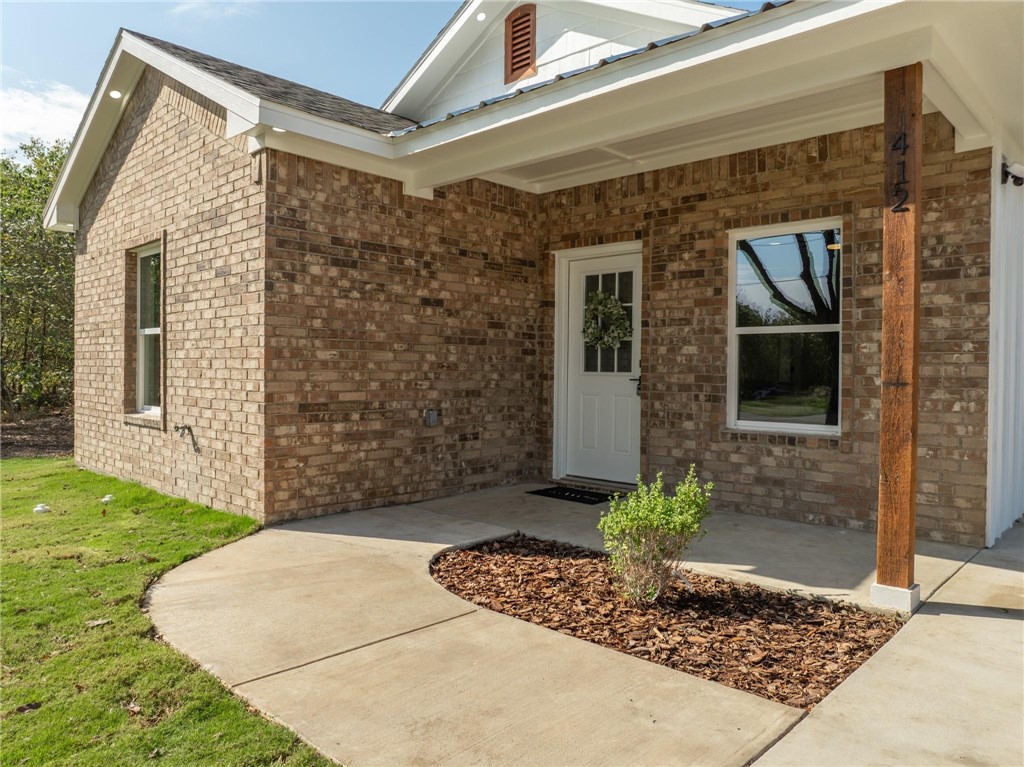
[552,241,643,481]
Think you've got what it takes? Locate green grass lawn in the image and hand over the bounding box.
[740,393,829,418]
[1,458,332,766]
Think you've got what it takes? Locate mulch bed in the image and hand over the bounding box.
[431,534,903,710]
[1,413,74,458]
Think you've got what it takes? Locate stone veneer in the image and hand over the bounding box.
[76,69,990,545]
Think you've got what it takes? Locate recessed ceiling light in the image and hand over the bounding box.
[109,90,122,99]
[476,12,487,21]
[271,127,287,133]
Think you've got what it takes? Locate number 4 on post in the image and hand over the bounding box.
[890,131,910,213]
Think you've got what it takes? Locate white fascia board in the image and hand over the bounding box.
[44,33,144,231]
[393,0,903,158]
[255,102,395,159]
[259,130,431,199]
[45,30,263,231]
[225,110,256,139]
[925,30,1003,155]
[381,0,496,116]
[578,0,739,28]
[120,34,259,121]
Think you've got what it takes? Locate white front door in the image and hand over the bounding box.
[564,251,641,484]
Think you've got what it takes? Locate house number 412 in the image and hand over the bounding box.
[890,132,910,213]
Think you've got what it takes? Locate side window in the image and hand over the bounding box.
[126,241,162,415]
[729,222,842,433]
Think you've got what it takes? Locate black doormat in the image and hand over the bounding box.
[527,486,611,505]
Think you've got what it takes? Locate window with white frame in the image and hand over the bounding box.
[728,221,842,433]
[136,245,161,412]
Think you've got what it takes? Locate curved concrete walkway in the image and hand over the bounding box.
[148,502,801,766]
[148,487,1022,766]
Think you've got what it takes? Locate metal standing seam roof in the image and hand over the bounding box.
[122,1,790,141]
[123,30,417,135]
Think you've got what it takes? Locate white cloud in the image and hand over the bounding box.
[1,77,89,155]
[168,1,255,20]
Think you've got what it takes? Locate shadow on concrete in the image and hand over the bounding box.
[271,484,987,609]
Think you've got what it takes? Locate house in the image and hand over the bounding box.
[45,0,1022,610]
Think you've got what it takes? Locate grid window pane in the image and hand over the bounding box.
[581,269,636,374]
[737,332,838,426]
[617,271,633,303]
[601,272,616,294]
[140,333,161,409]
[616,340,632,373]
[139,253,160,330]
[600,345,615,373]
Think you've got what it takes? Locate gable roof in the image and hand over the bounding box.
[388,1,791,137]
[125,31,415,134]
[382,0,743,121]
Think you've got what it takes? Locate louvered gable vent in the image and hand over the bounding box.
[504,5,537,83]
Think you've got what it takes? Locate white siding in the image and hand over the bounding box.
[986,148,1024,545]
[418,5,690,122]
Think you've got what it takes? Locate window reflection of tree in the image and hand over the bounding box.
[736,229,840,425]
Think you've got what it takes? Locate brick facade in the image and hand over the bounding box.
[538,113,990,546]
[76,70,991,544]
[262,157,540,522]
[75,69,265,518]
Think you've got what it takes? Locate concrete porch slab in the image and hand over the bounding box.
[148,498,804,767]
[755,523,1024,766]
[148,506,514,685]
[237,608,801,767]
[412,484,977,610]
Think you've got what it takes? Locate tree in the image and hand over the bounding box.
[1,138,75,414]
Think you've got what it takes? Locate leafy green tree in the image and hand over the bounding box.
[1,138,75,413]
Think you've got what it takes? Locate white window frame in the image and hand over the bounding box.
[727,217,843,437]
[136,244,161,415]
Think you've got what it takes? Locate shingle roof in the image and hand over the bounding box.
[124,30,416,135]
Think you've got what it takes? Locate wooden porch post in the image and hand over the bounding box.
[874,63,923,609]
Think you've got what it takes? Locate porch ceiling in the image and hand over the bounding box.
[492,75,895,188]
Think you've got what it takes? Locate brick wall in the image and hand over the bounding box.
[538,113,991,546]
[75,69,266,519]
[262,153,540,523]
[76,75,990,546]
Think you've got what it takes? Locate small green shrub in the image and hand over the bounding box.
[598,467,714,604]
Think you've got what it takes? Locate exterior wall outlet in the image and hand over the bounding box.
[424,408,439,427]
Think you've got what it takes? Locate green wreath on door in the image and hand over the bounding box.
[583,291,632,350]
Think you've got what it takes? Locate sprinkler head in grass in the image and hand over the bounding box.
[101,495,114,504]
[33,504,50,513]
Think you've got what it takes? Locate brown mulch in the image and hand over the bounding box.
[0,413,74,458]
[431,533,903,710]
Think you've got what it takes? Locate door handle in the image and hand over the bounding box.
[628,375,641,395]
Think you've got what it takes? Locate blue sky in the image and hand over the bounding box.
[1,0,765,154]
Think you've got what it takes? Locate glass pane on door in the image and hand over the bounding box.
[583,270,634,374]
